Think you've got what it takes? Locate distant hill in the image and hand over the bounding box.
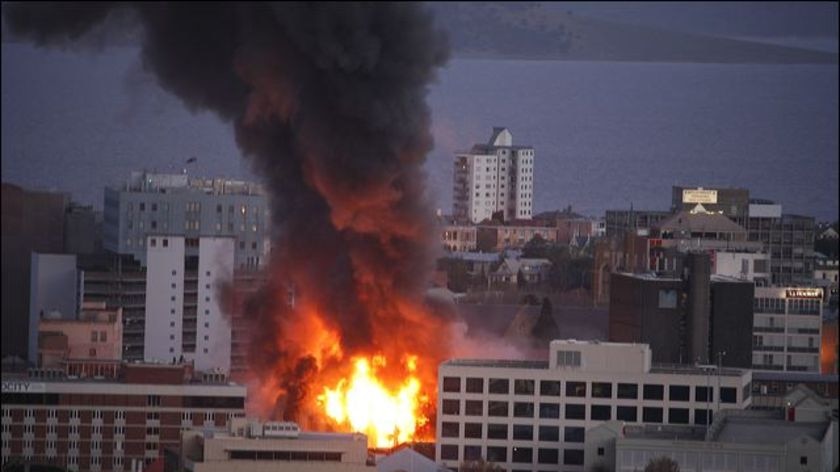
[429,3,839,64]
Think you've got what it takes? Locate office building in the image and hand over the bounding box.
[1,362,246,472]
[453,128,535,223]
[604,209,671,238]
[180,418,374,472]
[747,200,816,286]
[752,286,823,372]
[436,339,752,471]
[103,171,269,270]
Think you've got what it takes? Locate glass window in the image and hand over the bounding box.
[488,401,508,417]
[488,378,509,394]
[513,424,533,440]
[617,383,638,399]
[695,409,713,425]
[538,403,560,419]
[513,402,534,418]
[440,444,458,460]
[669,385,690,402]
[465,400,483,416]
[669,408,690,424]
[564,427,585,443]
[591,405,611,420]
[540,380,561,396]
[466,377,484,394]
[538,448,559,465]
[442,399,459,415]
[512,447,532,463]
[565,404,585,420]
[442,377,461,393]
[566,381,586,397]
[617,406,637,422]
[487,423,507,439]
[441,422,459,438]
[486,446,506,463]
[643,407,663,423]
[463,445,482,462]
[514,379,535,395]
[592,382,612,398]
[464,423,482,439]
[539,425,559,441]
[563,449,584,466]
[695,386,714,402]
[643,384,664,400]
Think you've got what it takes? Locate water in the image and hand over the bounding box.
[3,43,838,221]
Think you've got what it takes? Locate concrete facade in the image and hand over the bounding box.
[752,287,823,372]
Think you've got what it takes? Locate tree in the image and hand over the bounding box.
[522,234,549,258]
[645,456,680,472]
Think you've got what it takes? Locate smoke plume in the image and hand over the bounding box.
[6,2,451,424]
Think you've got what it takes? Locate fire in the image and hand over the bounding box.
[318,355,428,448]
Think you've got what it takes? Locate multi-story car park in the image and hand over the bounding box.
[436,340,752,472]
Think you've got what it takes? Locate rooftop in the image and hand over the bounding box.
[714,415,829,445]
[623,424,707,441]
[442,359,549,369]
[115,170,265,196]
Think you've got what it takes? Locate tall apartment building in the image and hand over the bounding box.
[103,171,269,270]
[453,128,535,223]
[0,363,246,472]
[436,340,752,472]
[752,287,823,373]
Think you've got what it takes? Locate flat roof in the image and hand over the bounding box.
[623,424,707,441]
[752,371,840,384]
[650,364,747,378]
[715,417,828,445]
[442,359,549,369]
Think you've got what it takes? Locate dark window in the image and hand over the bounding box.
[139,203,145,211]
[513,402,534,418]
[466,377,484,393]
[540,380,561,396]
[617,383,638,399]
[539,402,560,419]
[694,409,713,425]
[216,204,222,213]
[669,385,690,402]
[591,405,611,420]
[598,447,605,456]
[720,387,737,403]
[488,401,508,417]
[464,423,482,438]
[538,448,559,464]
[592,382,612,398]
[643,407,663,423]
[565,404,585,420]
[489,378,509,394]
[486,446,506,463]
[695,386,713,402]
[564,427,584,443]
[442,399,459,415]
[441,422,459,438]
[617,406,637,422]
[566,381,586,397]
[465,400,483,416]
[182,396,245,409]
[514,379,535,395]
[487,423,508,439]
[513,424,533,440]
[512,447,532,463]
[800,456,808,465]
[563,449,584,465]
[440,444,458,460]
[464,445,482,461]
[669,408,689,424]
[539,425,559,441]
[643,384,664,400]
[442,377,461,393]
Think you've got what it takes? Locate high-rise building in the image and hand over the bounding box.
[453,128,535,223]
[752,286,823,372]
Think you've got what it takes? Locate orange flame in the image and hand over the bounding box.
[318,354,428,448]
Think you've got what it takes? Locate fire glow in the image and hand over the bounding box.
[319,355,428,448]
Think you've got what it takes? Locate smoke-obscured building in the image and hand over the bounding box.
[436,340,752,472]
[453,128,535,223]
[1,363,246,472]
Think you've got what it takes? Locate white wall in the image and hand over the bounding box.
[196,237,234,374]
[144,235,185,364]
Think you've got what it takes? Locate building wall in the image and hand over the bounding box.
[709,280,754,369]
[29,253,79,363]
[39,311,123,365]
[144,236,186,364]
[753,287,822,372]
[195,238,234,373]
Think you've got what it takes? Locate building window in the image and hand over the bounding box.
[512,447,532,463]
[591,405,611,420]
[566,381,586,397]
[91,331,98,342]
[669,408,690,424]
[440,444,458,461]
[658,289,678,308]
[695,386,714,402]
[463,445,482,462]
[695,409,713,425]
[464,423,482,439]
[538,425,559,441]
[720,387,737,403]
[163,238,168,248]
[565,404,585,420]
[617,406,637,422]
[486,446,506,463]
[538,403,560,419]
[513,402,534,418]
[597,447,605,456]
[514,379,535,395]
[147,395,161,407]
[564,449,584,466]
[489,378,509,394]
[643,384,664,400]
[556,350,581,367]
[487,423,508,439]
[800,456,808,465]
[564,426,585,443]
[642,407,663,423]
[669,385,691,402]
[592,382,612,398]
[488,401,508,417]
[540,380,561,396]
[442,399,459,415]
[442,377,461,393]
[441,422,459,438]
[465,400,483,416]
[465,377,484,394]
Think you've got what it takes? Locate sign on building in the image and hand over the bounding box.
[785,288,822,299]
[683,188,718,204]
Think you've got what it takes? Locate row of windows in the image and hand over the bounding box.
[1,394,244,409]
[440,404,713,424]
[441,444,581,465]
[441,377,737,402]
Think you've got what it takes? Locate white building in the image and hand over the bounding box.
[436,340,752,471]
[752,287,822,373]
[144,235,234,374]
[453,128,535,223]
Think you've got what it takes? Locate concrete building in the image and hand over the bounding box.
[476,223,558,252]
[752,286,823,372]
[1,362,246,472]
[28,253,79,364]
[143,235,234,374]
[440,223,478,252]
[436,340,752,471]
[38,301,123,379]
[609,254,755,368]
[604,209,671,238]
[453,128,535,223]
[747,200,816,286]
[103,171,269,270]
[180,418,374,472]
[2,183,69,361]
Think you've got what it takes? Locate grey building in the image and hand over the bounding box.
[604,209,671,238]
[748,199,816,286]
[103,171,269,270]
